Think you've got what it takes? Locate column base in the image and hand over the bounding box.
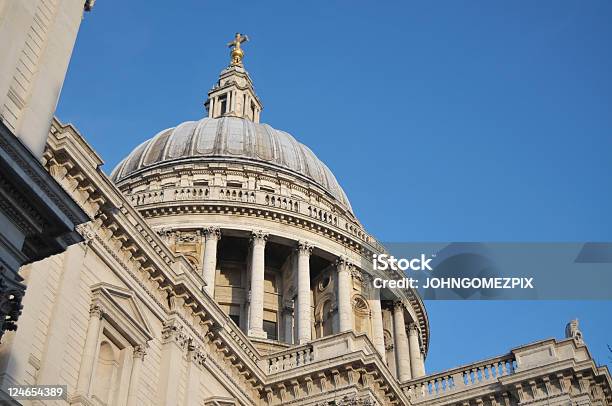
[248,328,267,339]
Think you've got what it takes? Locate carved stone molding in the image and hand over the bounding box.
[350,267,371,288]
[76,221,96,244]
[161,320,190,351]
[176,230,201,244]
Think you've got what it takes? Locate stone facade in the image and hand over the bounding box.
[0,33,609,406]
[0,0,92,342]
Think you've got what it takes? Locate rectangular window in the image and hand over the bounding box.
[229,314,240,327]
[263,320,278,340]
[220,95,228,114]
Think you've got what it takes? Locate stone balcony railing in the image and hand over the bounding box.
[262,331,379,376]
[402,354,517,402]
[126,185,387,253]
[264,343,314,374]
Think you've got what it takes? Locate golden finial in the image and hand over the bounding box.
[227,33,249,66]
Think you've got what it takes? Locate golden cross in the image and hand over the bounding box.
[227,33,250,66]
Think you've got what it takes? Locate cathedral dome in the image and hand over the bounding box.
[110,116,353,213]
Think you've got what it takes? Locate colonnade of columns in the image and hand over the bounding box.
[197,227,425,380]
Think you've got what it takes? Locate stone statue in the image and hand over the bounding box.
[565,319,584,345]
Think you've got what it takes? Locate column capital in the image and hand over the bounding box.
[408,322,419,334]
[393,300,406,312]
[203,226,221,241]
[296,240,313,255]
[133,344,148,359]
[250,230,269,245]
[161,320,190,351]
[335,256,355,271]
[90,303,105,319]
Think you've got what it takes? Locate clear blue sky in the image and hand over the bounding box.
[56,1,612,373]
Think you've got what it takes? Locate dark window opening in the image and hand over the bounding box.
[260,186,275,193]
[220,95,228,114]
[229,314,240,327]
[263,320,278,340]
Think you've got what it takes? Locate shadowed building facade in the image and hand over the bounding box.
[0,32,609,406]
[0,0,92,343]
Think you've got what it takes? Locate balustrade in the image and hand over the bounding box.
[403,355,516,401]
[266,345,314,374]
[127,186,385,250]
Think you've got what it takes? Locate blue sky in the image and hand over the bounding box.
[56,1,612,373]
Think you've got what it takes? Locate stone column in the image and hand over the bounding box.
[296,241,313,344]
[282,301,294,344]
[208,97,214,118]
[393,302,412,381]
[202,227,221,296]
[75,304,104,396]
[369,287,386,359]
[248,230,268,338]
[336,257,353,332]
[408,323,426,378]
[126,345,146,406]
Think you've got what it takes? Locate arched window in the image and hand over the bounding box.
[352,295,371,335]
[314,297,334,338]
